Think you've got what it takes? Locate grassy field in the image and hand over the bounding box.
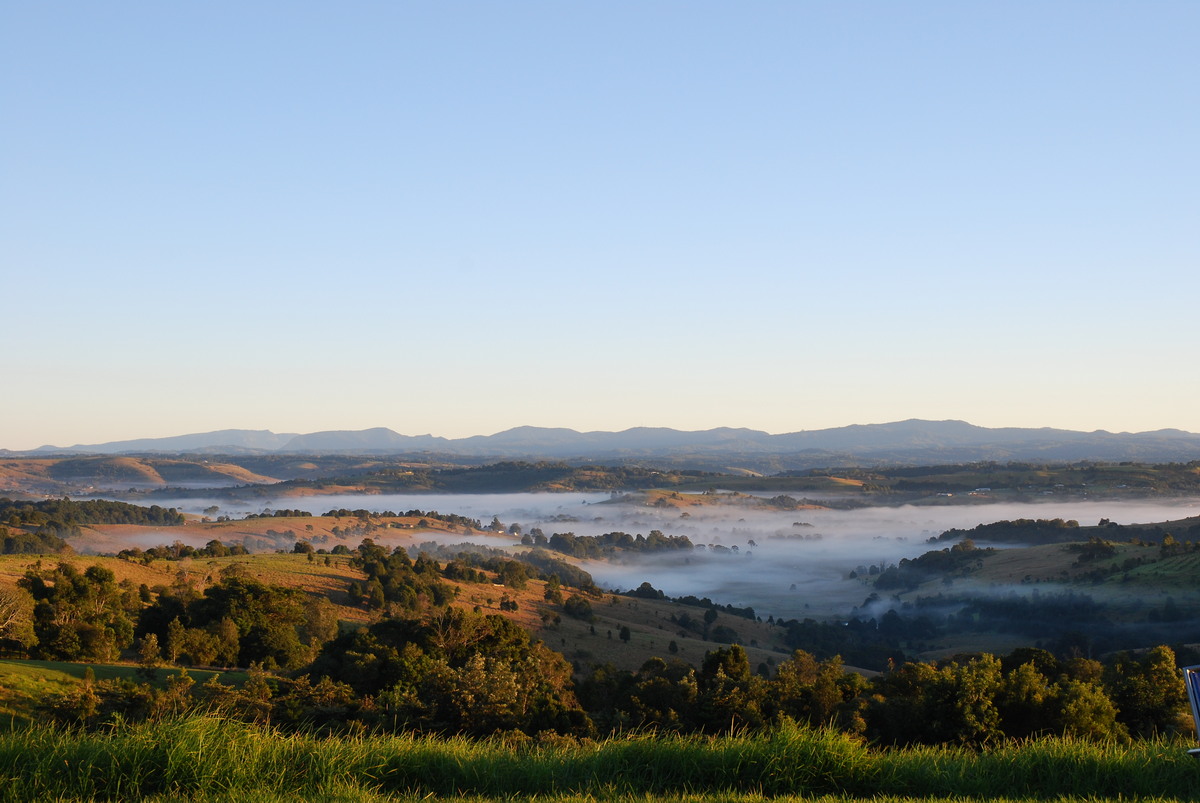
[0,658,77,726]
[0,659,248,729]
[0,717,1197,802]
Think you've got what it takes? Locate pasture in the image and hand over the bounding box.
[0,717,1197,802]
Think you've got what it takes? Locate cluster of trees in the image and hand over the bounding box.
[873,540,995,591]
[774,615,904,671]
[19,563,141,662]
[401,538,599,594]
[1066,535,1119,563]
[764,495,821,510]
[41,608,588,738]
[674,595,757,621]
[347,540,458,611]
[345,538,604,612]
[1,527,68,554]
[1156,533,1200,555]
[117,539,251,563]
[937,518,1083,545]
[307,609,589,735]
[245,509,313,519]
[579,643,1189,745]
[33,598,1194,746]
[532,530,695,557]
[380,509,484,531]
[138,575,337,670]
[629,582,757,622]
[9,560,338,670]
[0,498,184,531]
[517,549,597,592]
[937,517,1200,550]
[669,607,737,643]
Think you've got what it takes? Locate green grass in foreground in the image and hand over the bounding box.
[131,792,1200,796]
[0,659,78,726]
[0,717,1198,802]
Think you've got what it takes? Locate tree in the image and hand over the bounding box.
[769,650,850,728]
[939,655,1004,745]
[697,645,765,732]
[0,587,36,651]
[498,561,528,590]
[137,633,161,670]
[1108,645,1188,737]
[563,594,593,621]
[625,657,699,731]
[165,617,186,664]
[204,540,229,558]
[1056,679,1127,740]
[214,617,240,667]
[997,660,1056,739]
[619,625,631,644]
[180,628,219,666]
[301,597,340,655]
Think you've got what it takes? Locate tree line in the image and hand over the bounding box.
[0,497,183,539]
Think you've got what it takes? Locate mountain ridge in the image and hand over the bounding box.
[22,419,1200,468]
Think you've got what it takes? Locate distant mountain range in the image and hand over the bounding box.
[19,420,1200,469]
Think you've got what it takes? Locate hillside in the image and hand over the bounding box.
[0,456,281,494]
[6,495,1200,671]
[9,455,1200,506]
[0,511,795,676]
[2,497,1198,755]
[852,522,1200,661]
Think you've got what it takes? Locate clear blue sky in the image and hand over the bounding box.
[3,2,1198,450]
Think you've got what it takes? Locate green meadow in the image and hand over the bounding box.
[0,716,1197,802]
[0,660,247,729]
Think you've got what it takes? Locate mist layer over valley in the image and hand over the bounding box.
[121,491,1200,624]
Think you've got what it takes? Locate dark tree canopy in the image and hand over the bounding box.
[307,608,588,736]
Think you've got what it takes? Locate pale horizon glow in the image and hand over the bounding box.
[3,3,1199,452]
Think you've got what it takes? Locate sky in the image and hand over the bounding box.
[3,2,1199,450]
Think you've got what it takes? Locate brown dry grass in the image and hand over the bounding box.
[0,460,59,491]
[0,457,279,492]
[0,554,183,593]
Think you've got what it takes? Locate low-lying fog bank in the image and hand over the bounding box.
[108,492,1200,622]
